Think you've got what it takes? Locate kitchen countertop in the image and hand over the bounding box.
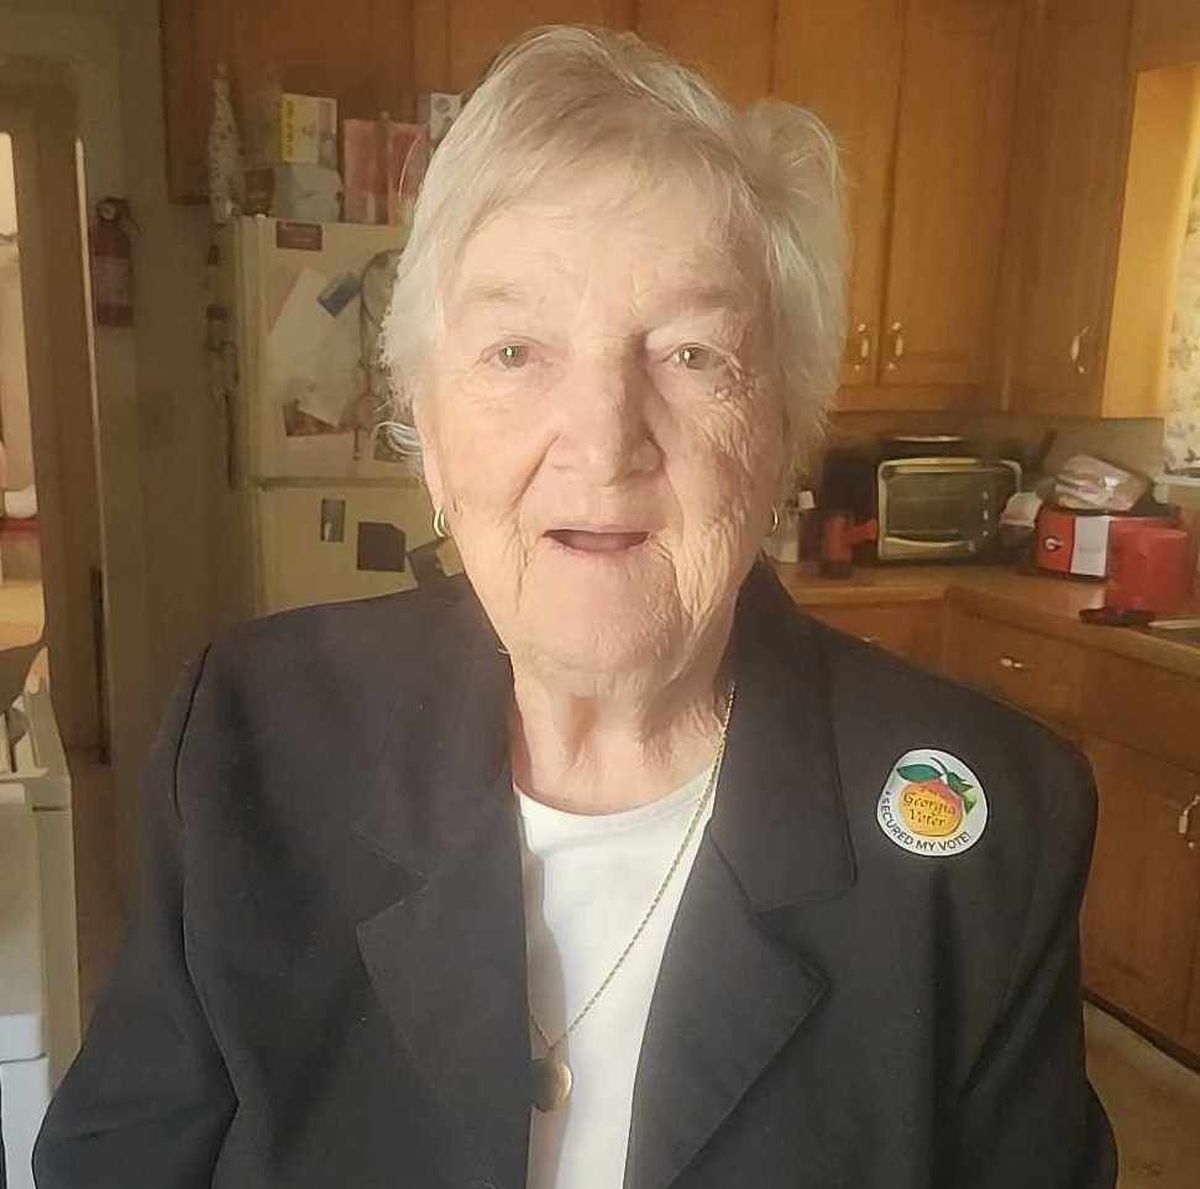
[772,561,1200,681]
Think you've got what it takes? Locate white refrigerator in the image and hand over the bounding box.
[215,215,439,616]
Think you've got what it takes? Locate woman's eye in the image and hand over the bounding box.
[495,343,529,369]
[673,344,720,371]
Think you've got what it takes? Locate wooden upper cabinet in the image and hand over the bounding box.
[414,0,637,94]
[772,0,904,390]
[636,0,775,108]
[162,0,416,202]
[1008,0,1134,415]
[882,0,1021,390]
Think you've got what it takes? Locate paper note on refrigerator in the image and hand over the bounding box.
[265,266,361,426]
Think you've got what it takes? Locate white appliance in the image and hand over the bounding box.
[216,216,437,615]
[0,660,79,1189]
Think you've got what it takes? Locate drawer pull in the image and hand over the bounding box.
[1178,796,1200,849]
[998,655,1028,672]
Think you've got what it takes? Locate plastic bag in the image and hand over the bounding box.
[1052,454,1147,512]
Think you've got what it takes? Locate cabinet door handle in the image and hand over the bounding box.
[1178,795,1200,848]
[846,322,872,370]
[1068,325,1091,375]
[998,655,1027,671]
[886,321,905,370]
[857,323,872,366]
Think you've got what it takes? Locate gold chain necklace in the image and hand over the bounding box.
[528,682,737,1113]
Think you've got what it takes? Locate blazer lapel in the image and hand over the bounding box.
[624,563,857,1189]
[353,587,532,1189]
[349,565,857,1189]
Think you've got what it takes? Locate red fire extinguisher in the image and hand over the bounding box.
[90,197,135,327]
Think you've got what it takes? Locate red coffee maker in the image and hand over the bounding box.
[1104,520,1194,616]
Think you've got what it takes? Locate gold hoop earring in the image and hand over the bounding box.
[769,505,780,535]
[432,506,449,539]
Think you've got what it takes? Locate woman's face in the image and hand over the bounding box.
[418,163,787,693]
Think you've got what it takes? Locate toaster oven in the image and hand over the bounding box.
[876,457,1020,562]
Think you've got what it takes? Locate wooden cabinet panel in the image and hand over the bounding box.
[882,0,1021,390]
[638,0,775,108]
[771,0,904,390]
[420,0,636,94]
[942,609,1086,727]
[1081,651,1200,773]
[1009,0,1134,415]
[1081,738,1200,1042]
[804,601,943,668]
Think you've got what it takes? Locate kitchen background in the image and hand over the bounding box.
[1,1,1200,1187]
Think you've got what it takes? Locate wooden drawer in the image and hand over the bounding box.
[804,602,942,668]
[944,610,1086,726]
[1082,652,1200,773]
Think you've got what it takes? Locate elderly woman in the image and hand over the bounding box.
[35,25,1114,1189]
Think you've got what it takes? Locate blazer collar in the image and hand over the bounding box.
[355,561,855,905]
[352,561,856,1189]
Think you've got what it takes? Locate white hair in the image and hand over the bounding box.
[378,24,848,470]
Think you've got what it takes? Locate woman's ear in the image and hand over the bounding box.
[412,391,446,511]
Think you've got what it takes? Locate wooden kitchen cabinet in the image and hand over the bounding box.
[1007,0,1135,415]
[1080,737,1200,1045]
[881,0,1021,392]
[771,0,904,391]
[775,0,1019,410]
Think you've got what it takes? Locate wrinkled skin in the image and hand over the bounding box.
[418,162,786,704]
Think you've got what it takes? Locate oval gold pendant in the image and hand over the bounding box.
[531,1055,572,1112]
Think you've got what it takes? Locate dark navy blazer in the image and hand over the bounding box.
[33,563,1116,1189]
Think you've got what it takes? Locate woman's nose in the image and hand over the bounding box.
[550,355,661,484]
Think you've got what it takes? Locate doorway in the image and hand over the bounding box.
[0,80,120,1021]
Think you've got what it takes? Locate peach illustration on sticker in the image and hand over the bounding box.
[876,748,988,857]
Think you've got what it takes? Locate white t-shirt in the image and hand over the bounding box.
[514,766,716,1189]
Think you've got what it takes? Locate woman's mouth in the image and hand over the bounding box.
[545,528,650,554]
